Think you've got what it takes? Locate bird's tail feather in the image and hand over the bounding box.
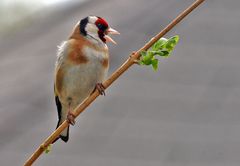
[52,118,69,143]
[54,96,69,143]
[57,119,69,142]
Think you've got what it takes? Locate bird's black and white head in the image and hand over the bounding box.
[79,16,119,45]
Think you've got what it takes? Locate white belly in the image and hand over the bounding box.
[60,46,108,108]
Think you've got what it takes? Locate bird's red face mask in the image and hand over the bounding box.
[95,17,120,44]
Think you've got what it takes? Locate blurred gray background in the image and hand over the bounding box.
[1,0,240,165]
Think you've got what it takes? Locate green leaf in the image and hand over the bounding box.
[45,144,52,154]
[165,35,179,51]
[141,55,151,65]
[152,41,160,51]
[140,51,154,65]
[140,51,147,57]
[139,35,179,71]
[150,50,169,57]
[154,51,164,56]
[160,50,170,57]
[151,58,158,71]
[152,37,167,51]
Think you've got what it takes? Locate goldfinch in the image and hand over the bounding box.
[54,16,119,142]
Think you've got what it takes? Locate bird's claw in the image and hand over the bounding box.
[95,83,105,96]
[67,111,76,126]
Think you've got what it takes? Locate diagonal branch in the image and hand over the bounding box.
[24,0,205,165]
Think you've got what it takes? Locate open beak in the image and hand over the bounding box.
[104,27,120,45]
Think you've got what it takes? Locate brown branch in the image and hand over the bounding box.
[23,0,205,165]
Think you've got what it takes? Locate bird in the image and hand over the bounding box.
[54,16,119,143]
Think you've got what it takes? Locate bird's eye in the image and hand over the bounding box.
[98,23,103,28]
[97,23,106,31]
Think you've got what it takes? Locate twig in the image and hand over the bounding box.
[23,0,205,165]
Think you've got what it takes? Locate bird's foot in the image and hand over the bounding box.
[67,111,76,126]
[95,83,105,96]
